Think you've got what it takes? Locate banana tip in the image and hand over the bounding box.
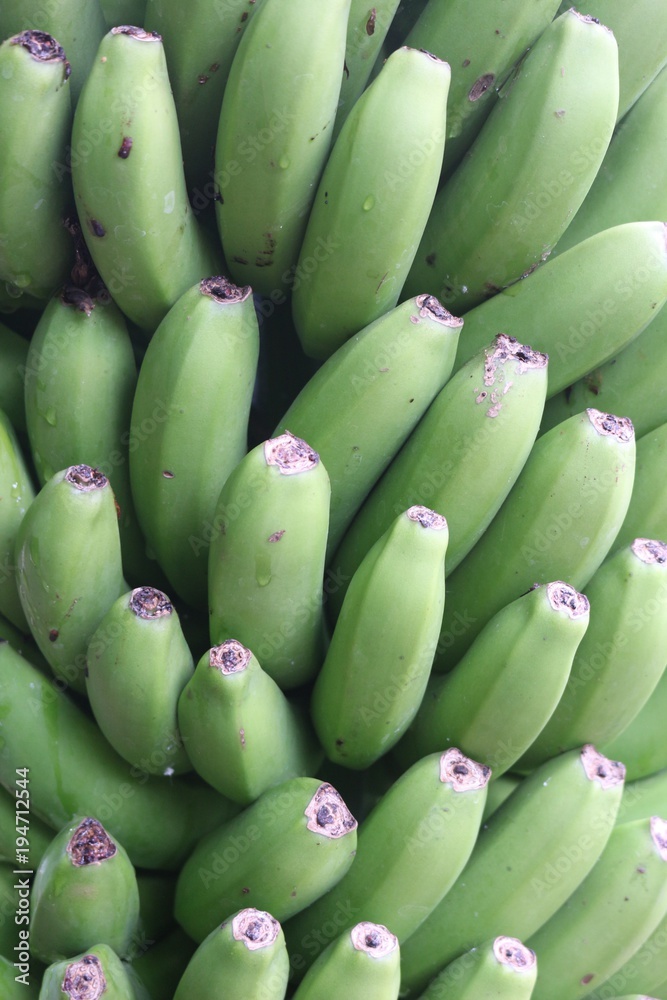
[62,955,107,999]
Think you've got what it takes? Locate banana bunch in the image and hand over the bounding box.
[1,1,667,997]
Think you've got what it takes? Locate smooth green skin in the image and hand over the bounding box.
[434,408,636,670]
[144,0,268,192]
[541,301,667,441]
[71,29,221,332]
[102,0,148,30]
[311,509,448,769]
[207,440,330,690]
[416,937,538,1000]
[402,9,619,315]
[451,221,667,398]
[0,953,39,999]
[0,641,239,871]
[398,746,625,996]
[14,466,125,693]
[0,610,50,674]
[555,65,667,257]
[0,862,17,958]
[130,927,196,1000]
[173,910,290,1000]
[0,35,73,303]
[481,773,522,822]
[23,292,153,586]
[0,409,36,632]
[329,335,548,617]
[404,0,561,181]
[602,673,667,784]
[292,925,401,1000]
[275,295,462,560]
[174,776,358,943]
[527,818,667,1000]
[396,582,590,776]
[133,870,176,951]
[582,909,667,1000]
[30,816,140,964]
[292,46,451,360]
[39,943,139,1000]
[620,772,667,827]
[178,646,323,805]
[517,543,667,770]
[129,278,259,608]
[609,423,667,558]
[284,751,489,980]
[0,323,28,433]
[214,0,351,296]
[85,590,194,776]
[0,782,53,867]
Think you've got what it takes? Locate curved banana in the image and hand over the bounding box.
[608,421,667,558]
[0,31,73,303]
[434,408,636,670]
[398,745,626,996]
[291,922,401,1000]
[0,409,35,633]
[402,8,619,315]
[602,672,667,784]
[129,275,259,608]
[214,0,351,296]
[582,908,667,1000]
[38,943,141,1000]
[292,45,451,360]
[416,936,538,1000]
[71,26,222,331]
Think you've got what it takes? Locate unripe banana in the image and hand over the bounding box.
[329,334,548,613]
[0,409,36,633]
[582,908,667,1000]
[85,587,194,776]
[608,422,667,558]
[620,771,667,828]
[171,908,289,1000]
[450,221,667,398]
[214,0,351,296]
[0,954,39,999]
[517,540,667,770]
[0,321,28,434]
[177,639,323,804]
[71,26,222,331]
[416,936,538,1000]
[0,31,73,303]
[398,745,626,996]
[284,750,489,978]
[129,275,259,608]
[14,464,125,693]
[174,778,358,943]
[208,432,330,690]
[395,581,590,776]
[274,294,462,560]
[39,943,141,1000]
[291,922,401,1000]
[30,816,140,965]
[311,506,448,769]
[402,8,619,314]
[292,45,451,360]
[434,408,636,670]
[130,927,196,1000]
[134,869,177,948]
[527,816,667,1000]
[602,672,667,784]
[482,774,522,823]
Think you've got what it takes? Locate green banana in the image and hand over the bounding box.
[450,221,667,398]
[582,908,667,1000]
[403,0,561,181]
[177,639,323,804]
[329,334,548,611]
[601,672,667,784]
[133,869,177,951]
[174,777,358,943]
[274,294,462,560]
[30,816,140,964]
[0,953,39,999]
[482,773,522,823]
[0,640,239,871]
[129,275,259,608]
[284,749,489,978]
[554,64,667,257]
[85,587,194,776]
[312,506,449,769]
[416,936,538,1000]
[173,907,289,1000]
[143,0,268,193]
[14,463,125,693]
[516,539,667,770]
[291,45,451,360]
[207,431,330,690]
[526,816,667,1000]
[130,927,196,1000]
[71,26,222,331]
[214,0,351,296]
[395,581,590,777]
[39,943,141,1000]
[0,409,36,632]
[402,8,619,315]
[0,322,28,434]
[620,771,667,828]
[608,422,667,558]
[398,745,626,996]
[434,408,636,670]
[0,31,73,303]
[291,922,401,1000]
